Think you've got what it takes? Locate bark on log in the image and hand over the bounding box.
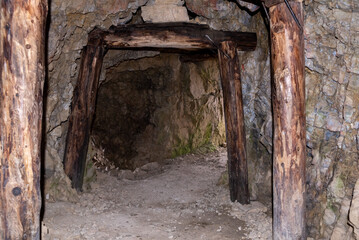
[89,23,256,51]
[218,42,250,204]
[269,2,306,239]
[64,45,105,191]
[265,0,303,8]
[0,0,48,239]
[238,0,302,8]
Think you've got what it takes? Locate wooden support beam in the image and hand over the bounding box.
[269,2,306,239]
[218,42,250,204]
[63,45,105,191]
[0,0,47,239]
[88,23,257,51]
[238,0,301,8]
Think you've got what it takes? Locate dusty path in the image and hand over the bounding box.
[42,150,271,240]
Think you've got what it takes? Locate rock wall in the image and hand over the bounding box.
[304,0,359,238]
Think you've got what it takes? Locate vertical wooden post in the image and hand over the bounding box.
[0,0,47,239]
[218,41,250,204]
[63,44,105,191]
[269,2,306,239]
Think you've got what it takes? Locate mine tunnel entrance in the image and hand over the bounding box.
[63,23,257,204]
[91,52,226,171]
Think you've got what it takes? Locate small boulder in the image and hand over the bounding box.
[141,5,189,23]
[140,162,161,172]
[133,168,147,179]
[118,170,135,180]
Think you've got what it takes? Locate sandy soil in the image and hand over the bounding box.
[41,149,272,240]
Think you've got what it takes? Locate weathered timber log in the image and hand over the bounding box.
[269,2,306,239]
[0,0,48,239]
[238,0,301,8]
[218,42,250,204]
[88,22,256,51]
[64,45,105,191]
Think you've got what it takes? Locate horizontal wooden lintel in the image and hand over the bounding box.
[239,0,302,8]
[88,22,257,52]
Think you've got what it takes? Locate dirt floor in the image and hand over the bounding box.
[41,149,272,240]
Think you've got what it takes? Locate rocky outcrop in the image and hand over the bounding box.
[304,0,359,238]
[141,0,189,22]
[330,198,354,240]
[350,179,359,239]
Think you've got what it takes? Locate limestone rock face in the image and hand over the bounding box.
[330,198,354,240]
[141,5,189,22]
[185,0,220,19]
[146,0,184,5]
[141,0,189,23]
[350,180,359,239]
[305,0,359,238]
[236,0,260,12]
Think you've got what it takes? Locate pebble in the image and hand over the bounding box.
[118,170,135,180]
[140,162,161,172]
[133,168,147,179]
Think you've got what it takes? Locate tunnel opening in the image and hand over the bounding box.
[90,51,226,172]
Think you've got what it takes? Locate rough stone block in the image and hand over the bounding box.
[141,5,189,23]
[185,0,219,18]
[118,170,135,180]
[140,162,161,172]
[349,180,359,238]
[154,0,184,5]
[95,0,130,14]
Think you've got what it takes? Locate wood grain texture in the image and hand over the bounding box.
[269,2,306,239]
[0,0,48,239]
[218,42,249,204]
[88,23,257,51]
[264,0,303,8]
[63,45,105,191]
[237,0,303,8]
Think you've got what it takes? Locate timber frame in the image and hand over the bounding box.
[63,22,257,205]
